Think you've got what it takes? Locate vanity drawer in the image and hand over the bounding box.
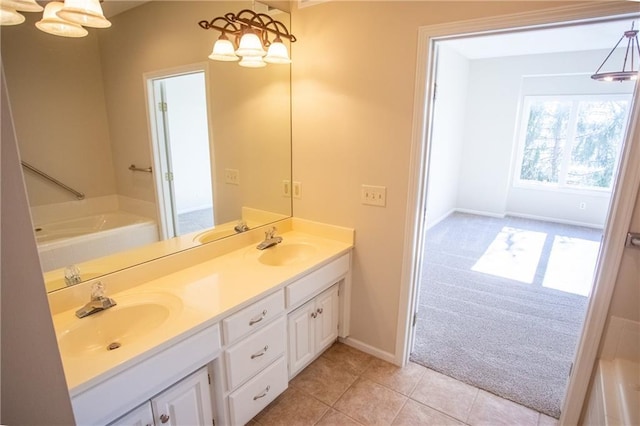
[223,289,284,344]
[286,253,349,308]
[224,316,286,390]
[228,356,288,426]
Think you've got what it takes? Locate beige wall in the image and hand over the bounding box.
[1,16,117,206]
[1,71,75,424]
[290,1,631,355]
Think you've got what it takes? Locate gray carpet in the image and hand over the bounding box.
[410,212,601,418]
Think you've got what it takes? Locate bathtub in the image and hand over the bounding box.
[585,358,640,426]
[36,212,159,272]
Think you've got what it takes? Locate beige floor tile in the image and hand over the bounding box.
[316,408,362,426]
[334,378,407,425]
[363,359,427,395]
[392,399,466,426]
[538,413,559,426]
[321,342,375,375]
[410,369,478,423]
[251,386,329,426]
[290,356,358,406]
[467,390,539,426]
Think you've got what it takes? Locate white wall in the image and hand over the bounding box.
[425,46,470,228]
[456,49,634,226]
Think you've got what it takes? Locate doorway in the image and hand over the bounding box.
[399,8,637,421]
[146,66,214,239]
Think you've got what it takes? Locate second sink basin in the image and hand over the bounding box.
[257,242,317,266]
[57,292,182,358]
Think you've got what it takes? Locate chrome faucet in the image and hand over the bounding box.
[75,281,117,318]
[64,264,81,286]
[256,226,283,250]
[234,220,250,233]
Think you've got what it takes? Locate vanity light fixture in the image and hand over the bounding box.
[56,0,111,29]
[199,9,296,67]
[591,22,640,82]
[0,0,42,26]
[36,1,88,37]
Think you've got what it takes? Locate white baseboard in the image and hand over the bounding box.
[339,337,397,365]
[505,211,604,230]
[425,208,456,231]
[454,208,505,219]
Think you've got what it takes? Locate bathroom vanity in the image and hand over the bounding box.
[47,219,354,425]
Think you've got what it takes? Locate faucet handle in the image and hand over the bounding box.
[91,281,105,300]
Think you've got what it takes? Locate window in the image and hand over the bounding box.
[515,95,631,191]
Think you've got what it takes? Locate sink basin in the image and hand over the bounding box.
[257,243,317,266]
[194,227,235,244]
[57,293,182,357]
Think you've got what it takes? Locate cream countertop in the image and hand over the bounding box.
[50,225,353,395]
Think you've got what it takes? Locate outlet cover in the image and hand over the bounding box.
[361,185,386,207]
[293,181,302,199]
[224,168,240,185]
[282,180,291,197]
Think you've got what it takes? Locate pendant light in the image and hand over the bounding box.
[2,0,43,12]
[209,33,239,61]
[591,22,640,82]
[0,5,25,25]
[264,37,291,64]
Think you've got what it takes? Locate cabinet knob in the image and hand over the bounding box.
[159,414,170,423]
[311,312,317,319]
[317,308,323,315]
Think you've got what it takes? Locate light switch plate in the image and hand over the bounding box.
[224,168,240,185]
[361,185,386,207]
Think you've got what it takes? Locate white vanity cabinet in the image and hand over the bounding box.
[110,367,213,426]
[287,284,339,378]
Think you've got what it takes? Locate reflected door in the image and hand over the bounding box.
[150,71,214,238]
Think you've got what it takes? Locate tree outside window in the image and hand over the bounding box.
[517,95,631,191]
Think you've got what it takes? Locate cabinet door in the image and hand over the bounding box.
[151,367,213,426]
[315,285,339,351]
[287,299,316,378]
[109,403,154,426]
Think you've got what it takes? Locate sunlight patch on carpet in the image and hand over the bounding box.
[542,236,599,296]
[472,227,546,283]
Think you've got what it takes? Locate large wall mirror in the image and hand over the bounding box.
[1,0,292,293]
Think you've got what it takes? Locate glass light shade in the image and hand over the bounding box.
[36,2,88,37]
[236,32,266,57]
[264,40,291,64]
[238,55,266,68]
[0,5,24,25]
[209,37,239,62]
[2,0,42,12]
[56,0,111,28]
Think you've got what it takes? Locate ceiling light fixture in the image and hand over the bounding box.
[591,22,640,82]
[198,9,296,68]
[0,0,42,26]
[36,1,88,37]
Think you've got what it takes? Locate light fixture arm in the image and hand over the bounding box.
[591,21,640,82]
[198,9,296,44]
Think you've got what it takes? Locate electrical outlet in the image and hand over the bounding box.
[282,180,291,197]
[579,202,587,210]
[224,168,240,185]
[361,185,386,207]
[293,181,302,199]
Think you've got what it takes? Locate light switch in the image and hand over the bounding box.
[361,185,386,207]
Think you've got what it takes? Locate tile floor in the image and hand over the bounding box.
[250,343,558,426]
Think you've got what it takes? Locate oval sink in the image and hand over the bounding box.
[194,228,235,244]
[258,243,317,266]
[57,293,182,357]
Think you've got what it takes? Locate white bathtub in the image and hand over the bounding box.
[585,358,640,426]
[36,212,159,272]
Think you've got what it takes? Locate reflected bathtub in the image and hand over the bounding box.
[36,212,159,272]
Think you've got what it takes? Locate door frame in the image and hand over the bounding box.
[395,3,640,425]
[143,62,215,240]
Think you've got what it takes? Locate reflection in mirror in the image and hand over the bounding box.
[1,1,292,293]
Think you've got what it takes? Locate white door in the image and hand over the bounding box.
[287,299,315,378]
[315,285,339,351]
[151,368,213,426]
[108,403,154,426]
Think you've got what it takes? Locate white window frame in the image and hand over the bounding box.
[513,93,632,194]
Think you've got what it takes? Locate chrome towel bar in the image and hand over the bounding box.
[21,161,85,200]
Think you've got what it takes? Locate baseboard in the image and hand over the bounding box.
[453,208,505,218]
[505,211,604,230]
[339,337,397,365]
[425,208,455,231]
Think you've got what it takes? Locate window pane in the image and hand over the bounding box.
[520,101,572,184]
[568,100,629,189]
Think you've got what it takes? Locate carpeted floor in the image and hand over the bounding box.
[410,212,602,419]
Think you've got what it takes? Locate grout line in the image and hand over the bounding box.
[464,388,480,425]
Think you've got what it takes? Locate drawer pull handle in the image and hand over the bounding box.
[317,308,323,315]
[253,385,271,400]
[249,309,268,326]
[159,414,170,423]
[251,345,269,359]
